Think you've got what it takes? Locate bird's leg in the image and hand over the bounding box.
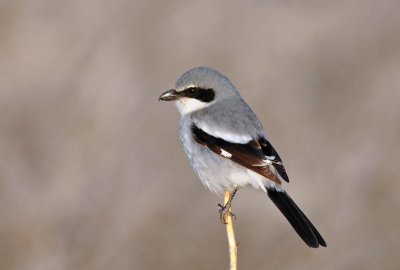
[218,187,239,224]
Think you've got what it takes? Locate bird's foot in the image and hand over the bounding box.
[218,202,236,224]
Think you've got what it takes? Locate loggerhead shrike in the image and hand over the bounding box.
[159,66,326,248]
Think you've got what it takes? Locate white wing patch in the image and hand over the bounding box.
[252,160,272,166]
[220,149,232,158]
[264,159,273,166]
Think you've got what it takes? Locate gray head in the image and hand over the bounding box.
[159,67,239,115]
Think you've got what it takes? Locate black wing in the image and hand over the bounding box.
[191,124,289,184]
[259,137,289,182]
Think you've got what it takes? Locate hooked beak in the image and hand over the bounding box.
[158,89,180,101]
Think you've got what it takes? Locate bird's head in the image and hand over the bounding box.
[159,66,238,115]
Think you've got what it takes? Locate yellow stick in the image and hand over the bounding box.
[224,191,238,270]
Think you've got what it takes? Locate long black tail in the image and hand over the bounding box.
[267,188,326,248]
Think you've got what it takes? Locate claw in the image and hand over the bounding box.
[218,187,240,224]
[218,202,235,224]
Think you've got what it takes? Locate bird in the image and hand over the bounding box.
[158,66,326,248]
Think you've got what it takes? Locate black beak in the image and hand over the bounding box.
[158,89,180,101]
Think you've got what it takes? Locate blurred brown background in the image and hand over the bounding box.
[1,0,400,269]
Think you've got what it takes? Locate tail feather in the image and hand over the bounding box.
[267,188,326,248]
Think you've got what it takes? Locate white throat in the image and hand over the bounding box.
[175,97,212,115]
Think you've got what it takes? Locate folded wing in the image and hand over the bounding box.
[191,124,289,184]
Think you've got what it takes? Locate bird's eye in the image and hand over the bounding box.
[186,87,198,95]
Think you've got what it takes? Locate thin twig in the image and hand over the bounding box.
[224,191,238,270]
